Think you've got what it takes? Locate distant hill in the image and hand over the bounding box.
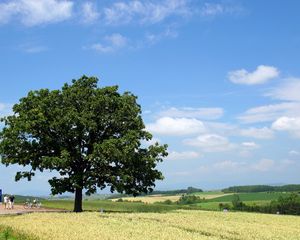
[222,184,300,193]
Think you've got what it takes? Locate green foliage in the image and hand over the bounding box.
[231,194,245,210]
[177,195,202,205]
[162,199,173,205]
[106,186,203,199]
[227,193,300,215]
[0,226,34,240]
[218,203,231,210]
[3,227,11,240]
[222,184,300,193]
[273,193,300,215]
[0,76,168,212]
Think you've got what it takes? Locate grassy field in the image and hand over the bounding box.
[1,210,300,240]
[206,192,289,202]
[42,200,199,212]
[113,195,182,203]
[108,191,287,208]
[0,226,32,240]
[39,191,291,213]
[111,191,231,204]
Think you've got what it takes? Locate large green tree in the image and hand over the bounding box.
[0,76,167,212]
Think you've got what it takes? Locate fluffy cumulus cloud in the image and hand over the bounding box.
[146,117,205,136]
[266,78,300,101]
[238,102,300,124]
[103,0,191,25]
[184,134,235,152]
[228,65,279,85]
[272,116,300,137]
[0,0,74,26]
[167,151,200,160]
[240,127,274,139]
[89,33,128,53]
[159,107,224,120]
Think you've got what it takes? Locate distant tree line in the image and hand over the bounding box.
[222,184,300,193]
[152,187,203,196]
[228,193,300,215]
[107,187,203,199]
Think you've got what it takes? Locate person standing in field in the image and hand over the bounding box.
[3,195,8,209]
[10,195,15,209]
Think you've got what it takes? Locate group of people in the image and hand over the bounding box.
[3,195,15,210]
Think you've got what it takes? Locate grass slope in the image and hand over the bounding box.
[206,192,289,202]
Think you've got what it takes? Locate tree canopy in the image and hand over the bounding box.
[0,76,168,212]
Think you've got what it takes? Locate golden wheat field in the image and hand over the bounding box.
[113,193,231,203]
[1,210,300,240]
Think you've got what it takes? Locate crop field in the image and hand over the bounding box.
[111,192,231,203]
[113,194,182,203]
[1,210,300,240]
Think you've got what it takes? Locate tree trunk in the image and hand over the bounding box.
[74,187,83,212]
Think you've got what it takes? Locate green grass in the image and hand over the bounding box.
[43,199,199,213]
[193,191,224,195]
[42,192,291,213]
[206,192,288,202]
[196,202,223,210]
[0,225,34,240]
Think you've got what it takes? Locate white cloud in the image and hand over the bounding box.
[103,0,191,25]
[146,117,205,136]
[241,142,259,149]
[89,33,128,53]
[213,160,246,170]
[0,2,17,24]
[145,27,178,44]
[204,122,238,136]
[200,3,224,16]
[159,107,224,120]
[272,116,300,137]
[199,2,243,17]
[240,127,274,139]
[266,78,300,101]
[19,43,48,53]
[0,0,74,26]
[252,159,274,172]
[23,46,47,53]
[167,151,200,161]
[184,134,235,152]
[81,2,100,24]
[238,102,300,123]
[289,150,300,156]
[281,159,296,166]
[228,65,279,85]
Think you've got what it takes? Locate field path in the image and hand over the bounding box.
[0,204,67,215]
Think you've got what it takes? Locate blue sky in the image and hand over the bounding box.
[1,0,300,195]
